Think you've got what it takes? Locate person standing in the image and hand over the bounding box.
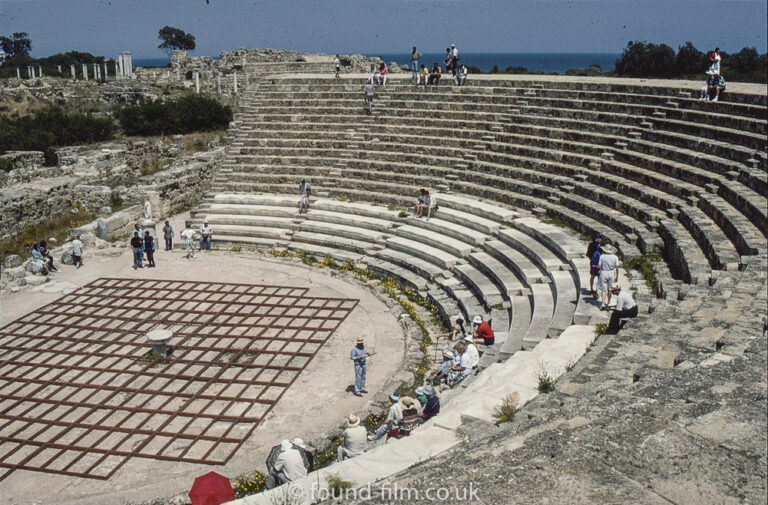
[586,232,603,296]
[409,46,422,81]
[299,179,311,213]
[71,235,84,268]
[334,55,341,78]
[180,226,196,259]
[350,336,370,397]
[162,220,174,251]
[130,231,144,269]
[597,244,620,310]
[450,44,460,75]
[199,222,213,251]
[144,231,156,268]
[337,414,367,461]
[607,284,638,334]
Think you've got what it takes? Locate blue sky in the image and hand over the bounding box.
[1,0,765,58]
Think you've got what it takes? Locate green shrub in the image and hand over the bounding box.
[327,474,354,497]
[537,368,556,394]
[492,392,520,425]
[232,470,267,498]
[0,157,15,172]
[116,94,233,136]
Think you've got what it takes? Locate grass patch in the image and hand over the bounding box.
[594,322,608,338]
[537,367,557,394]
[492,392,520,425]
[0,207,97,258]
[624,253,663,297]
[327,474,355,497]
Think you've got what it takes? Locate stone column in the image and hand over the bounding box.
[246,73,250,89]
[194,71,200,93]
[57,65,62,73]
[117,55,123,78]
[38,65,43,77]
[82,64,88,81]
[93,63,99,80]
[233,69,238,94]
[70,64,76,78]
[121,51,133,78]
[16,68,20,79]
[103,62,108,81]
[217,74,221,94]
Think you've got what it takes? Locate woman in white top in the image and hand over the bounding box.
[597,244,620,310]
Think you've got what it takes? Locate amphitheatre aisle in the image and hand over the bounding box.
[211,72,766,504]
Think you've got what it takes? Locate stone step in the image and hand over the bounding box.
[452,263,506,308]
[386,236,461,270]
[467,251,525,298]
[395,225,474,258]
[483,239,547,286]
[375,248,447,281]
[496,228,564,273]
[297,220,388,244]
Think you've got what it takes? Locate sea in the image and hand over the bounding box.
[133,53,622,74]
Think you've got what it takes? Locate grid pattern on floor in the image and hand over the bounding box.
[0,278,358,481]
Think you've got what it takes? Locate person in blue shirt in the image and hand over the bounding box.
[350,336,370,397]
[417,386,440,423]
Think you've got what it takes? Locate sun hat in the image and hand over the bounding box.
[356,336,364,344]
[464,335,474,342]
[602,244,616,255]
[423,385,434,396]
[415,386,425,396]
[347,414,360,428]
[472,315,483,324]
[389,392,400,403]
[442,349,453,359]
[293,438,306,449]
[398,396,416,409]
[280,439,293,451]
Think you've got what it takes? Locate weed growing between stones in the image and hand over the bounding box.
[594,322,608,338]
[537,367,557,393]
[231,244,242,252]
[233,470,268,498]
[624,253,663,297]
[493,392,520,425]
[313,438,344,470]
[327,474,354,496]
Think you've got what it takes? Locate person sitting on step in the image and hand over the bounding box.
[455,64,468,86]
[370,393,404,440]
[472,315,495,345]
[424,190,437,220]
[412,188,428,217]
[417,64,429,86]
[417,385,440,423]
[428,62,442,85]
[607,284,638,334]
[433,349,455,386]
[337,414,367,462]
[447,341,472,387]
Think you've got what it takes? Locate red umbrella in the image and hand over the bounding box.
[189,471,235,505]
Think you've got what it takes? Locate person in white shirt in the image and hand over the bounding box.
[267,439,308,489]
[71,235,84,268]
[334,55,340,78]
[337,414,368,461]
[370,393,404,440]
[425,191,437,220]
[199,222,213,251]
[455,64,468,86]
[180,227,197,259]
[463,335,479,369]
[607,284,638,334]
[299,179,311,213]
[597,244,620,310]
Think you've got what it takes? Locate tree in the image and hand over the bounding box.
[615,40,676,78]
[157,26,196,55]
[674,41,706,77]
[0,32,32,58]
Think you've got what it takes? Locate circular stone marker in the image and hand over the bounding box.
[146,327,173,356]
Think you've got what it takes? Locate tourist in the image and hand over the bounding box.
[702,72,726,102]
[586,232,603,296]
[463,335,480,369]
[433,349,455,385]
[37,240,57,272]
[334,55,341,78]
[71,235,83,268]
[424,190,437,220]
[143,231,156,268]
[337,414,367,461]
[417,385,440,423]
[180,226,196,259]
[130,231,144,269]
[29,244,50,275]
[417,64,429,86]
[455,64,468,86]
[472,315,495,345]
[399,396,420,420]
[707,48,721,76]
[444,48,453,73]
[377,62,388,85]
[266,439,307,489]
[409,46,422,81]
[597,244,620,310]
[162,220,174,251]
[370,393,404,440]
[199,222,213,251]
[607,284,638,334]
[350,336,370,397]
[133,223,143,238]
[450,43,460,75]
[413,188,428,217]
[368,63,377,84]
[447,341,471,387]
[428,63,442,85]
[292,438,313,472]
[298,179,311,213]
[364,82,375,115]
[435,316,467,342]
[414,386,427,413]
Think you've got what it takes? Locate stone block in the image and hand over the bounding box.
[25,260,46,275]
[4,254,22,268]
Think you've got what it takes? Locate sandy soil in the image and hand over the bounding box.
[0,233,405,505]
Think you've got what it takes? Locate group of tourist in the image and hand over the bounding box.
[700,48,726,102]
[411,45,468,87]
[585,232,638,334]
[127,220,213,268]
[266,437,314,489]
[412,188,437,219]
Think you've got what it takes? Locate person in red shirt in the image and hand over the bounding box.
[472,315,495,345]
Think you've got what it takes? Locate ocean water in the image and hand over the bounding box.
[134,53,622,74]
[370,53,621,74]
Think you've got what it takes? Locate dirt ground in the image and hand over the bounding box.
[0,230,405,505]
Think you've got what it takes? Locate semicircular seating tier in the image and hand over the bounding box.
[189,75,767,503]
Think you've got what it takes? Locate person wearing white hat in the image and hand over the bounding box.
[472,315,495,345]
[597,244,620,310]
[337,414,368,461]
[433,349,455,385]
[267,439,307,489]
[370,393,403,440]
[417,385,440,423]
[292,437,313,472]
[464,335,480,369]
[350,336,371,397]
[607,284,638,334]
